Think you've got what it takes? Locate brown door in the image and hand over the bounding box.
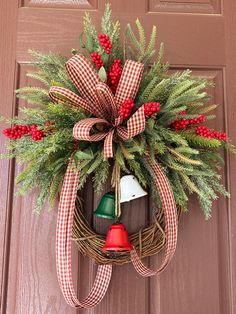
[1,1,236,313]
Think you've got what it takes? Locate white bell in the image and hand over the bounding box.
[120,175,147,203]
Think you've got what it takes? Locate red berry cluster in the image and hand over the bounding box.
[189,115,207,125]
[171,118,189,130]
[144,102,161,117]
[196,126,227,141]
[107,59,122,93]
[118,99,135,119]
[171,114,207,131]
[30,124,46,141]
[3,125,31,140]
[90,52,104,69]
[3,124,45,141]
[98,34,112,54]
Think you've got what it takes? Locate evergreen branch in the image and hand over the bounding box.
[181,131,222,148]
[101,3,112,35]
[145,25,157,57]
[136,19,146,59]
[125,24,140,51]
[167,148,202,165]
[93,160,109,194]
[180,173,202,195]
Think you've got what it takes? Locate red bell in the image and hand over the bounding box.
[102,223,133,252]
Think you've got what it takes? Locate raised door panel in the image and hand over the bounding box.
[148,0,221,14]
[21,0,97,9]
[0,1,21,309]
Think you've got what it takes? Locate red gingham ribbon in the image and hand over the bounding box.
[53,54,178,309]
[49,54,145,158]
[56,159,112,308]
[131,156,178,276]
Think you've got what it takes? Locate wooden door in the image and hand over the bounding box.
[1,1,236,313]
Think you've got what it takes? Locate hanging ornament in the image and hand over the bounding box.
[102,223,133,252]
[120,175,147,203]
[94,192,117,220]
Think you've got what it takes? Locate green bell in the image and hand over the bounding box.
[94,192,116,220]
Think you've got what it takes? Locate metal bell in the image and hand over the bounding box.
[94,192,117,220]
[102,223,133,252]
[120,175,147,203]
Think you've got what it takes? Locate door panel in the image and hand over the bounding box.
[0,0,235,313]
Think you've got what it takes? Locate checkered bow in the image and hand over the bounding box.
[49,54,146,158]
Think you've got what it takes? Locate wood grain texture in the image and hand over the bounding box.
[16,9,225,66]
[0,0,235,313]
[148,0,221,14]
[224,0,236,313]
[0,1,19,313]
[21,0,97,9]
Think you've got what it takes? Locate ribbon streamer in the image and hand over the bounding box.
[130,156,178,276]
[56,159,112,308]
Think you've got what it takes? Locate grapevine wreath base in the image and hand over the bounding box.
[73,197,182,265]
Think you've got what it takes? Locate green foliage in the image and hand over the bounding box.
[83,13,99,53]
[93,159,109,194]
[1,5,235,219]
[125,19,158,65]
[180,131,222,148]
[81,4,121,64]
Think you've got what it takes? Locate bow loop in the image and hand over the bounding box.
[96,82,117,122]
[49,86,92,112]
[66,55,100,104]
[116,105,145,140]
[73,118,110,142]
[115,60,144,108]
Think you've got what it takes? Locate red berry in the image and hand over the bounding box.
[107,59,122,94]
[2,124,35,140]
[144,102,161,117]
[171,113,207,130]
[98,34,112,54]
[195,126,227,141]
[118,99,135,119]
[2,124,46,141]
[90,52,104,69]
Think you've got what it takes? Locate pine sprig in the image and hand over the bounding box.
[83,13,99,53]
[181,131,222,148]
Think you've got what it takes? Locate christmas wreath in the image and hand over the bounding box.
[1,4,235,309]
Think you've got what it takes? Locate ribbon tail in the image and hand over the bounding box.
[115,59,144,108]
[56,159,112,308]
[130,157,178,276]
[103,129,115,158]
